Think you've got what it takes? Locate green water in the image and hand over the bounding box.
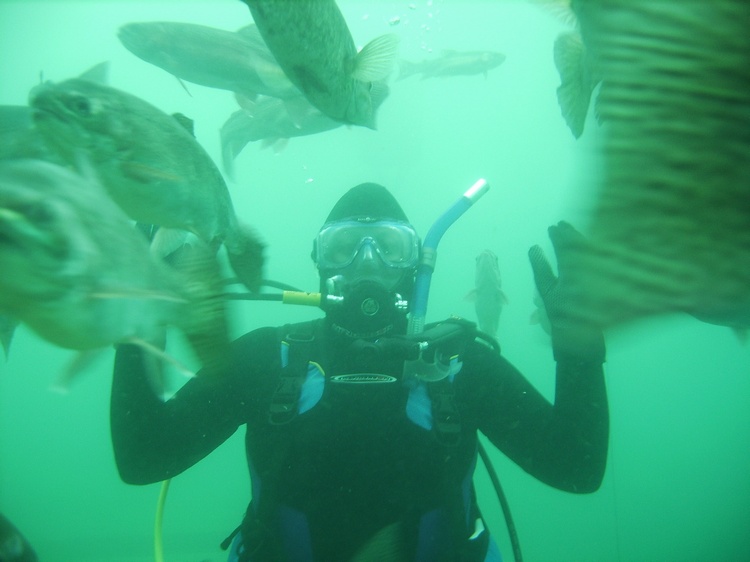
[1,1,749,561]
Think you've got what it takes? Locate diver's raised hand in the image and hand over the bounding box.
[528,221,605,361]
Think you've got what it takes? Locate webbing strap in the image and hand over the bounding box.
[268,321,318,425]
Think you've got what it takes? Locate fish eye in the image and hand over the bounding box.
[67,95,92,116]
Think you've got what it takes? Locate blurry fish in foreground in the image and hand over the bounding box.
[0,513,37,562]
[397,50,506,80]
[466,250,507,337]
[241,0,400,128]
[28,64,264,291]
[118,22,300,100]
[0,159,230,383]
[0,105,60,163]
[559,1,750,333]
[221,96,341,174]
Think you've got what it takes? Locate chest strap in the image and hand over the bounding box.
[268,321,318,425]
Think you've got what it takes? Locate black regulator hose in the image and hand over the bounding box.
[478,440,524,562]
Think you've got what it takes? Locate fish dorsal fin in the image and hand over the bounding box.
[171,112,195,137]
[78,61,110,84]
[353,33,401,82]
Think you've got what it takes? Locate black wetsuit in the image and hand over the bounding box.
[111,319,608,562]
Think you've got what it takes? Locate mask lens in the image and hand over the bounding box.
[316,221,419,269]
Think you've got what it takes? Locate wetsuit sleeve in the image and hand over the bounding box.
[466,337,608,493]
[110,327,279,484]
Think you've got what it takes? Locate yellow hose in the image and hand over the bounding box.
[154,478,171,562]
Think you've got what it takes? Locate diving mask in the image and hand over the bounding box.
[314,220,420,270]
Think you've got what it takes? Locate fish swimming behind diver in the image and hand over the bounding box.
[240,0,400,128]
[397,49,506,80]
[28,63,264,291]
[466,250,507,337]
[220,96,342,174]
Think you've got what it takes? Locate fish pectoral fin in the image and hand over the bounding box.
[553,31,590,138]
[150,227,193,260]
[353,33,401,82]
[129,336,196,380]
[49,349,107,393]
[464,289,478,302]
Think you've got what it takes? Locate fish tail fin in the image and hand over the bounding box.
[169,241,232,374]
[225,223,265,292]
[553,31,592,138]
[396,59,420,80]
[0,316,17,360]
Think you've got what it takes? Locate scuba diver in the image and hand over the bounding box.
[110,183,608,562]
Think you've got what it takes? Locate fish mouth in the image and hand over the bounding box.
[28,84,70,125]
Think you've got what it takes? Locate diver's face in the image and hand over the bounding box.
[314,219,420,293]
[336,239,409,291]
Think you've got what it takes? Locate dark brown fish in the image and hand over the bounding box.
[563,0,750,331]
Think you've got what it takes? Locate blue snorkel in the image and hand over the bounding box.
[408,178,489,336]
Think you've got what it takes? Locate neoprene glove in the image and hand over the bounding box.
[528,221,605,362]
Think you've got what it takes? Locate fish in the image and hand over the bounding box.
[552,29,601,138]
[397,50,506,80]
[28,64,264,291]
[0,314,17,358]
[241,0,400,128]
[0,159,229,377]
[466,250,507,337]
[118,22,300,100]
[0,513,37,562]
[557,0,750,332]
[529,0,601,138]
[220,95,342,173]
[0,105,61,163]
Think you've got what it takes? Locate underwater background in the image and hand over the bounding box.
[1,1,749,561]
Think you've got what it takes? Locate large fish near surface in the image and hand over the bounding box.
[0,159,229,372]
[558,0,750,332]
[466,250,507,337]
[397,50,506,80]
[118,22,300,100]
[28,65,264,291]
[241,0,400,128]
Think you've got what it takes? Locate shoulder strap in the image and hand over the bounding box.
[268,320,319,425]
[427,377,462,447]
